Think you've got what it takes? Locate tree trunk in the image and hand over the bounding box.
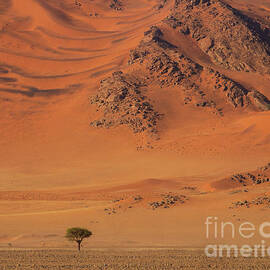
[77,241,81,251]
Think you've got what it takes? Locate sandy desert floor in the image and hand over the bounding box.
[0,0,270,250]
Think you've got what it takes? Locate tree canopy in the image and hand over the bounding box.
[65,227,92,251]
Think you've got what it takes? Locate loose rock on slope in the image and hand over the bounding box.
[90,2,270,138]
[90,71,161,136]
[167,0,270,73]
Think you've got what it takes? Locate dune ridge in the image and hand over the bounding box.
[0,0,270,247]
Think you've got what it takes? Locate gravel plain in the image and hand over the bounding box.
[1,249,270,270]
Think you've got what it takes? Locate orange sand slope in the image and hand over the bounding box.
[0,0,270,247]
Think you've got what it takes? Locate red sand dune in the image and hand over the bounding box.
[0,0,270,247]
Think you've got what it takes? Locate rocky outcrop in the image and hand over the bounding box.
[90,25,270,136]
[129,27,270,111]
[167,0,270,73]
[228,163,270,187]
[129,26,203,87]
[248,91,270,111]
[90,71,161,136]
[232,196,270,208]
[109,0,123,10]
[205,68,251,108]
[149,193,188,209]
[153,0,168,10]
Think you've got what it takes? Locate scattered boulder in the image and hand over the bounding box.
[153,0,167,10]
[133,195,143,201]
[228,163,270,187]
[149,193,188,210]
[104,207,117,215]
[109,0,123,10]
[232,196,270,209]
[198,37,214,53]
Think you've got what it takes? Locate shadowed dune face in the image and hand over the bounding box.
[0,0,270,248]
[0,0,167,96]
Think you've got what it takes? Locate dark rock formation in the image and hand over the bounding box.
[129,27,270,111]
[153,0,168,10]
[90,23,270,136]
[167,0,270,73]
[90,71,161,136]
[129,26,203,87]
[228,163,270,187]
[149,193,188,209]
[232,196,270,208]
[109,0,123,10]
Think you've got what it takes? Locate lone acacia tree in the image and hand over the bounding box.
[65,227,92,251]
